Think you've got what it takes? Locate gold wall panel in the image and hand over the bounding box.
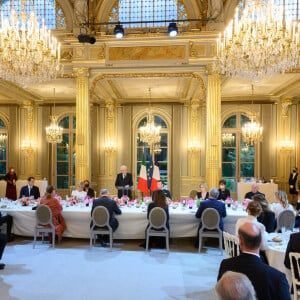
[89,45,105,60]
[189,42,206,57]
[108,45,186,61]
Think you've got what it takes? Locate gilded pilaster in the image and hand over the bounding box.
[73,67,91,182]
[205,64,221,188]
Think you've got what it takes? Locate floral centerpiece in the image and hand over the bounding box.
[171,199,179,209]
[232,200,239,210]
[188,198,194,209]
[83,196,93,207]
[20,197,29,206]
[225,197,232,207]
[242,198,252,210]
[66,196,79,206]
[143,196,152,205]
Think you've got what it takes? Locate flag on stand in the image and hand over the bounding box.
[138,149,149,195]
[147,154,153,189]
[150,164,160,191]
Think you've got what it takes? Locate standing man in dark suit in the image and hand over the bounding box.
[115,165,133,199]
[152,180,172,200]
[19,176,40,199]
[91,189,122,246]
[244,182,265,199]
[218,222,291,300]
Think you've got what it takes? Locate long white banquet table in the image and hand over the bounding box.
[1,203,247,239]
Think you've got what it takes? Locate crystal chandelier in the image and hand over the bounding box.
[0,133,7,143]
[0,0,62,86]
[217,0,300,81]
[139,88,161,146]
[242,85,263,145]
[45,88,63,143]
[222,133,235,146]
[153,143,162,154]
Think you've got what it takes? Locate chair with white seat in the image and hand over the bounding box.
[198,208,223,255]
[276,210,295,232]
[223,231,240,258]
[146,207,169,251]
[189,190,198,200]
[289,252,300,300]
[33,205,55,248]
[90,206,113,249]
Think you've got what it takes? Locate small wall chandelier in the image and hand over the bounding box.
[217,0,300,81]
[45,88,63,144]
[0,0,62,86]
[139,88,161,146]
[242,85,263,145]
[279,136,294,152]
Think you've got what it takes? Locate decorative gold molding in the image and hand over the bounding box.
[280,97,293,118]
[61,47,73,61]
[89,45,106,60]
[73,67,89,78]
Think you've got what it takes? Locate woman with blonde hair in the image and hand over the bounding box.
[271,190,295,219]
[40,186,66,242]
[197,182,209,200]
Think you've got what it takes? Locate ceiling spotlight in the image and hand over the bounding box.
[168,22,178,37]
[78,34,96,44]
[114,24,124,39]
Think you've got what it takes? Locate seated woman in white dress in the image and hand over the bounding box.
[71,182,87,201]
[235,200,268,251]
[271,190,295,218]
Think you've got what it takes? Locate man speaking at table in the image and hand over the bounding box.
[19,176,40,199]
[115,165,133,199]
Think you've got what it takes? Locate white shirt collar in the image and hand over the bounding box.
[242,251,260,258]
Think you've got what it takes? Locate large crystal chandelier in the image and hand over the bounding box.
[0,0,62,86]
[217,0,300,81]
[45,88,63,143]
[242,84,263,145]
[139,88,161,146]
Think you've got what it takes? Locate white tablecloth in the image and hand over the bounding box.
[266,233,292,287]
[0,180,48,198]
[237,182,278,203]
[1,203,247,239]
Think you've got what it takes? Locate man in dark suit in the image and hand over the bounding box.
[115,165,133,199]
[0,212,14,242]
[284,231,300,269]
[19,176,40,199]
[91,189,122,246]
[218,222,291,300]
[152,180,172,200]
[0,232,7,270]
[244,182,265,199]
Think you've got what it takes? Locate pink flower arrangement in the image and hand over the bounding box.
[83,196,93,206]
[143,197,152,204]
[20,197,29,206]
[225,197,232,205]
[242,198,252,209]
[232,200,239,210]
[188,199,194,208]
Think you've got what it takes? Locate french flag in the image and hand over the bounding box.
[150,165,160,191]
[138,164,149,195]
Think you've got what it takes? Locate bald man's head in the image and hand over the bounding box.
[251,183,259,193]
[238,222,262,252]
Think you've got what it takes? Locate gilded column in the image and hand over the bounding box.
[205,64,221,188]
[73,67,91,182]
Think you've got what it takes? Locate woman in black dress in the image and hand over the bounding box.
[4,167,17,200]
[218,179,231,201]
[288,166,298,206]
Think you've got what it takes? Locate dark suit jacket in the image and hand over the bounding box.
[152,189,172,200]
[244,191,265,199]
[19,185,40,199]
[289,173,298,194]
[195,198,226,230]
[91,196,122,231]
[218,253,291,300]
[257,211,276,233]
[217,189,230,201]
[284,232,300,270]
[115,173,133,198]
[196,191,209,200]
[147,202,169,229]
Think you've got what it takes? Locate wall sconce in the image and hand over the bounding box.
[104,140,117,153]
[279,136,295,152]
[188,140,201,153]
[21,137,36,154]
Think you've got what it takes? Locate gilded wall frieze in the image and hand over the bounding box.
[74,47,86,59]
[189,42,207,57]
[89,44,106,60]
[61,48,73,61]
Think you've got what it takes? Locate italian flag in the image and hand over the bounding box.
[138,164,149,195]
[150,165,160,191]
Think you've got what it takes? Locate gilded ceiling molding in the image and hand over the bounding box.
[90,72,206,100]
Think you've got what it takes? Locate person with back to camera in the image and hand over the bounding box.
[289,166,298,206]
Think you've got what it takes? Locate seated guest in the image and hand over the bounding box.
[284,231,300,269]
[218,179,230,201]
[71,182,87,201]
[271,190,295,218]
[217,222,291,300]
[197,182,209,200]
[19,176,40,199]
[253,194,276,233]
[0,211,14,242]
[40,186,66,242]
[235,201,268,251]
[0,233,7,270]
[91,189,122,247]
[83,180,95,198]
[152,180,172,200]
[244,182,265,199]
[215,271,256,300]
[145,189,169,249]
[195,188,226,246]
